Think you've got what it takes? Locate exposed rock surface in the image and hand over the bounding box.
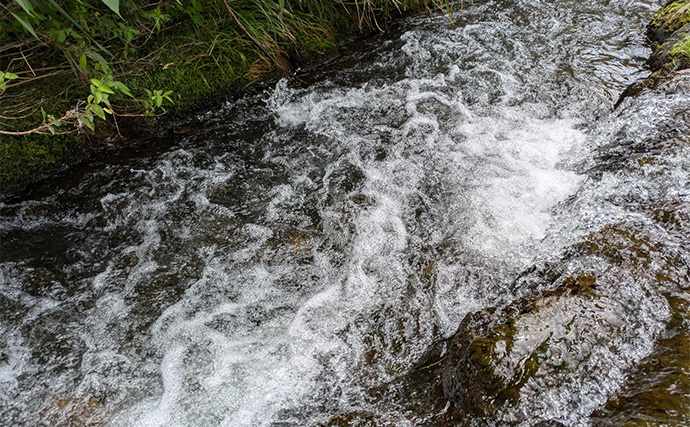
[398,6,690,424]
[424,222,688,425]
[617,0,690,106]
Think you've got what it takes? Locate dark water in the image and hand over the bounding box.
[2,0,688,425]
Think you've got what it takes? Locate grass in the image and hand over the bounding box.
[670,34,690,61]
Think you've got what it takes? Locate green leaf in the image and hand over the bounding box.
[5,73,19,80]
[14,0,35,16]
[82,112,94,131]
[155,96,163,108]
[80,54,88,71]
[9,11,38,39]
[91,104,106,120]
[100,0,122,18]
[107,81,133,97]
[100,86,115,95]
[90,78,102,87]
[86,51,108,66]
[46,0,112,56]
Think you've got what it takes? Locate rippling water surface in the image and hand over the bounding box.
[4,0,689,425]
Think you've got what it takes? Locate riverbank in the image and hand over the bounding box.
[0,0,448,195]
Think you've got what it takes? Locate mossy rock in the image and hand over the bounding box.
[616,2,690,107]
[402,223,688,425]
[647,22,690,72]
[590,296,690,425]
[649,0,690,43]
[0,132,86,194]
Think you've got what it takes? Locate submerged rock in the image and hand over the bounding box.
[447,230,680,423]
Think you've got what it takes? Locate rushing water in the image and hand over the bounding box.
[2,0,688,425]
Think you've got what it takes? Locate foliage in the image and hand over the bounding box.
[0,71,19,93]
[0,0,183,136]
[142,89,174,114]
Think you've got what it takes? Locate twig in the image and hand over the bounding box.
[0,108,79,135]
[9,70,72,87]
[112,111,122,137]
[20,48,36,76]
[0,107,41,120]
[418,356,447,370]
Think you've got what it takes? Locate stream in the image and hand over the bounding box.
[2,0,689,425]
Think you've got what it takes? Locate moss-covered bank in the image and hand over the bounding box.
[0,0,441,195]
[616,0,690,106]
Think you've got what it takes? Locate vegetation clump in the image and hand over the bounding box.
[648,0,690,68]
[670,33,690,60]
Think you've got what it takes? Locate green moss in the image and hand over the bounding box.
[652,0,690,33]
[0,132,83,192]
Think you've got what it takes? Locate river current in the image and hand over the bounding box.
[2,0,689,425]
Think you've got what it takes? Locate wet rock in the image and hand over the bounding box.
[316,411,379,427]
[403,223,688,425]
[615,2,690,108]
[588,200,690,425]
[590,296,690,425]
[44,395,107,427]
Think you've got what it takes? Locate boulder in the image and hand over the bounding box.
[403,223,688,425]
